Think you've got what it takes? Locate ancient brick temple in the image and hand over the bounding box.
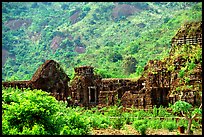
[68,66,102,107]
[64,63,174,108]
[2,60,70,102]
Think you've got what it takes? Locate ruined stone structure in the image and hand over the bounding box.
[2,60,70,102]
[168,22,202,106]
[2,21,202,108]
[68,66,101,107]
[68,65,172,109]
[170,21,202,55]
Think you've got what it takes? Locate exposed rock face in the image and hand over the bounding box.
[112,4,140,20]
[28,32,41,43]
[2,49,9,66]
[50,36,63,52]
[2,60,70,102]
[74,46,86,53]
[4,18,32,30]
[69,10,81,24]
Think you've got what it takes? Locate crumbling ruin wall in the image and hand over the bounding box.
[141,60,172,108]
[139,21,202,107]
[98,91,118,107]
[69,66,102,107]
[170,21,202,55]
[2,60,70,102]
[2,80,31,89]
[97,77,152,108]
[168,63,202,106]
[168,22,202,106]
[98,78,130,106]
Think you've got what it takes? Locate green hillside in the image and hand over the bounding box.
[2,2,202,81]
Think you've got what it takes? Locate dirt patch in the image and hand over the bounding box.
[91,125,202,135]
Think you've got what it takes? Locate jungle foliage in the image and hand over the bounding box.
[2,2,202,80]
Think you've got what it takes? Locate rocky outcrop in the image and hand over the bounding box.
[2,49,9,66]
[2,48,16,67]
[112,4,140,20]
[4,18,32,30]
[74,46,86,53]
[69,10,81,24]
[50,36,63,52]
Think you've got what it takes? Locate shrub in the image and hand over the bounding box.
[178,69,185,78]
[59,112,91,135]
[171,100,202,135]
[191,119,201,129]
[177,119,188,129]
[152,105,158,117]
[88,114,110,129]
[112,116,125,130]
[157,106,172,117]
[2,87,91,135]
[147,119,162,129]
[134,110,147,119]
[19,124,47,135]
[122,112,133,124]
[108,106,125,130]
[137,124,147,135]
[2,87,60,135]
[161,120,177,132]
[133,119,147,130]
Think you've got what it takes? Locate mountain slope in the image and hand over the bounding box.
[2,2,202,80]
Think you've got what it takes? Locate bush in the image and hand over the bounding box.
[122,112,133,124]
[178,69,185,78]
[112,116,125,130]
[2,87,91,135]
[107,106,125,130]
[137,124,147,135]
[59,112,91,135]
[133,119,147,130]
[88,114,110,129]
[177,119,188,129]
[157,106,172,117]
[134,110,147,119]
[2,87,60,135]
[147,119,162,129]
[191,119,201,129]
[161,120,177,132]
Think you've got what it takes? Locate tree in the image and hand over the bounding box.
[171,100,202,135]
[108,52,123,62]
[122,56,137,75]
